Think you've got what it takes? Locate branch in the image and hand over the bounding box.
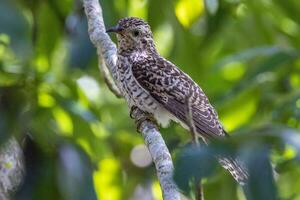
[82,0,181,199]
[0,137,25,199]
[99,59,122,98]
[82,0,119,87]
[131,108,180,200]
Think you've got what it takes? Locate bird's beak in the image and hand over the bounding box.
[106,25,123,33]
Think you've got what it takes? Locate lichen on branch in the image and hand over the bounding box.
[82,0,181,199]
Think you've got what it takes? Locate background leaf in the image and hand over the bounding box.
[205,0,219,15]
[0,0,300,199]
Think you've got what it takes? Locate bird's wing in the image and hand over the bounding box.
[132,55,225,139]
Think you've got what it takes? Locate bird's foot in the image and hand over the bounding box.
[136,115,158,132]
[130,106,138,119]
[129,106,158,132]
[135,115,150,132]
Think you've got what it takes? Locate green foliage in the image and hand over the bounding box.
[174,125,300,199]
[0,0,300,199]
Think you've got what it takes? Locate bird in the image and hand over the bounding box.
[106,17,248,185]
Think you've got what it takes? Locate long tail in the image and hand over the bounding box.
[218,157,249,185]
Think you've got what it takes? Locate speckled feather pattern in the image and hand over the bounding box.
[114,17,248,184]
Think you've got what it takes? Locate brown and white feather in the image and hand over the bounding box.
[112,17,248,185]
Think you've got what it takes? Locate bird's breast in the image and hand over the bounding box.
[116,56,159,113]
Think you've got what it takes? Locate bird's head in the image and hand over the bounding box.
[106,17,156,54]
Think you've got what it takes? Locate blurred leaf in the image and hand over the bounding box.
[0,0,31,59]
[58,144,97,200]
[204,174,238,200]
[52,106,73,136]
[15,138,61,200]
[214,47,299,106]
[0,86,28,143]
[205,0,219,15]
[152,181,163,200]
[67,13,95,69]
[128,0,148,19]
[93,158,122,200]
[153,23,174,57]
[174,125,300,199]
[35,3,62,59]
[282,129,300,161]
[0,72,20,87]
[174,144,218,196]
[248,50,299,78]
[175,0,204,28]
[1,0,300,199]
[273,0,300,25]
[243,147,278,200]
[220,93,257,132]
[214,46,290,69]
[221,61,245,81]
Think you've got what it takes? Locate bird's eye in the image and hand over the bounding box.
[132,30,140,37]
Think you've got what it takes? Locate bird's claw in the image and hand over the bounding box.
[136,114,158,132]
[130,106,138,119]
[135,115,150,132]
[129,106,158,132]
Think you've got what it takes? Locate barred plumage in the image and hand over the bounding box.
[107,17,249,185]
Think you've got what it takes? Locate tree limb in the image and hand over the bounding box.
[82,0,181,199]
[0,137,25,199]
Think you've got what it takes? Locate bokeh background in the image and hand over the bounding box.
[0,0,300,199]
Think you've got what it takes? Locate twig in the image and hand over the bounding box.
[99,59,123,98]
[82,0,181,199]
[195,181,204,200]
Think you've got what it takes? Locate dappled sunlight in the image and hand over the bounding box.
[1,0,300,199]
[290,73,300,89]
[90,121,109,139]
[128,0,148,19]
[153,23,174,57]
[38,92,56,108]
[77,76,101,103]
[175,0,204,28]
[221,61,246,81]
[53,106,74,136]
[220,95,257,132]
[93,158,121,200]
[282,145,297,160]
[77,138,93,158]
[279,18,299,37]
[35,55,49,73]
[152,181,163,200]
